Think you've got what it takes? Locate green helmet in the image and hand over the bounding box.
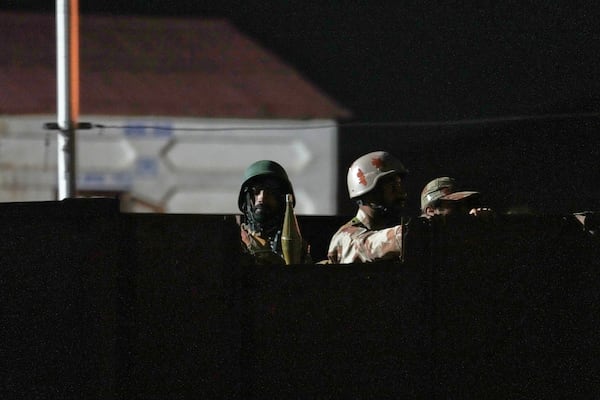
[238,160,295,211]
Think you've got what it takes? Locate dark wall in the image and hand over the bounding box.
[1,199,121,398]
[2,199,599,398]
[118,212,242,399]
[337,115,600,216]
[427,213,600,397]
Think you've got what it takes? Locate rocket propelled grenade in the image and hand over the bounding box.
[281,193,303,265]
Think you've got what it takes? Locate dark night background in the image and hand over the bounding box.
[6,1,600,121]
[3,1,600,214]
[3,4,600,398]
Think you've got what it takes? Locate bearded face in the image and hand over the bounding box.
[244,177,286,229]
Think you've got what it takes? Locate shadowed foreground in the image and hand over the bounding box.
[2,198,598,398]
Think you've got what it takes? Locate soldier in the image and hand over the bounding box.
[327,151,409,264]
[420,176,493,219]
[237,160,311,265]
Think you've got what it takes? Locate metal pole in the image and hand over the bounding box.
[56,0,79,199]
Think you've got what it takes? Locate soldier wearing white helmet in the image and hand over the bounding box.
[327,151,410,264]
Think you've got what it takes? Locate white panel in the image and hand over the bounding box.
[0,138,53,168]
[165,138,312,173]
[0,116,338,215]
[288,189,317,215]
[0,188,54,203]
[77,136,136,171]
[0,169,56,186]
[166,189,239,214]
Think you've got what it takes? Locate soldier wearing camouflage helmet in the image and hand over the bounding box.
[237,160,311,265]
[420,176,493,219]
[327,151,410,264]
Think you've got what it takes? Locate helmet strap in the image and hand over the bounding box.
[357,192,404,225]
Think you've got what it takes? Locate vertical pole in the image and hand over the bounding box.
[56,0,79,199]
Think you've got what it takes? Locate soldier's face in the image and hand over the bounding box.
[430,200,472,216]
[379,173,407,208]
[250,178,282,221]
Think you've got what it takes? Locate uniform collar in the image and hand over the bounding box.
[353,207,374,230]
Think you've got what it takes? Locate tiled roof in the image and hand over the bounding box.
[0,12,351,119]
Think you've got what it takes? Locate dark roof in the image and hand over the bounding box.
[0,12,351,119]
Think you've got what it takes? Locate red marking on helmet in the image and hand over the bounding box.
[371,157,384,169]
[357,168,367,185]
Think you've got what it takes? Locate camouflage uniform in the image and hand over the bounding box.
[239,221,286,265]
[327,208,404,264]
[327,150,409,264]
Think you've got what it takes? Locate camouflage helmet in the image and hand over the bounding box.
[420,177,480,212]
[347,151,408,199]
[238,160,294,211]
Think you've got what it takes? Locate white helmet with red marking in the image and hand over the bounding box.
[346,151,408,199]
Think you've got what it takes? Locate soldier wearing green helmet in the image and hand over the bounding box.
[237,160,311,265]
